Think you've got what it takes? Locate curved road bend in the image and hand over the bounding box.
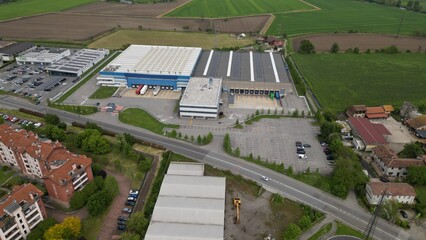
[0,96,408,240]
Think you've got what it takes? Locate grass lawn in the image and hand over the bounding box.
[268,0,426,36]
[166,0,313,18]
[308,222,332,240]
[0,168,15,186]
[292,53,426,112]
[88,30,254,50]
[0,0,96,21]
[81,215,103,240]
[415,186,426,205]
[335,222,363,238]
[0,108,44,123]
[89,87,118,99]
[49,103,98,115]
[119,108,179,135]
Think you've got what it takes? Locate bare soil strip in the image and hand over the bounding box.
[292,33,426,52]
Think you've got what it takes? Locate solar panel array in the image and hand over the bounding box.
[46,49,109,75]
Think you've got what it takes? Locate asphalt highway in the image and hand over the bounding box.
[0,96,408,240]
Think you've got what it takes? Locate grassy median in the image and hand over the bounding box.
[119,108,179,135]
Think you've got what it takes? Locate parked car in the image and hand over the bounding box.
[129,190,139,196]
[33,122,42,128]
[297,149,305,154]
[10,117,19,123]
[125,200,135,206]
[2,115,9,120]
[298,154,307,159]
[128,196,137,201]
[122,208,132,213]
[21,120,28,125]
[117,225,126,231]
[295,141,302,147]
[326,155,334,161]
[260,175,269,181]
[400,210,408,218]
[118,216,128,222]
[303,144,311,148]
[118,220,127,225]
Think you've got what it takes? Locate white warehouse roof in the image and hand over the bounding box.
[167,162,204,176]
[180,77,222,108]
[104,45,202,76]
[145,162,226,240]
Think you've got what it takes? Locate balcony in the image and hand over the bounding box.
[23,205,37,218]
[72,172,87,185]
[26,211,41,224]
[2,219,17,235]
[74,177,88,191]
[4,226,20,240]
[29,216,42,229]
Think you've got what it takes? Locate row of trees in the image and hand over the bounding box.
[282,205,323,240]
[169,130,214,145]
[363,0,423,12]
[317,111,369,198]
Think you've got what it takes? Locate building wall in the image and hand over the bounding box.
[366,185,415,205]
[43,178,74,204]
[20,153,43,178]
[371,153,408,177]
[0,142,19,167]
[16,49,71,65]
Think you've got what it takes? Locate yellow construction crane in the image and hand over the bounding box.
[233,197,241,224]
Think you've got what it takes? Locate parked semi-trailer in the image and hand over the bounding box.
[153,86,161,96]
[140,85,148,95]
[136,85,143,95]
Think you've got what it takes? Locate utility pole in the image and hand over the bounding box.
[363,188,388,240]
[395,13,405,38]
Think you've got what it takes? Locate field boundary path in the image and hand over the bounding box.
[299,215,336,240]
[156,0,192,18]
[260,14,275,35]
[299,0,321,10]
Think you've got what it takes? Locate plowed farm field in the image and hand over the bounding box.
[292,34,426,52]
[0,13,270,41]
[66,0,191,17]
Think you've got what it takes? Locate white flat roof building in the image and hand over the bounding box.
[179,77,222,120]
[145,162,226,240]
[16,48,70,65]
[104,45,202,76]
[46,48,109,77]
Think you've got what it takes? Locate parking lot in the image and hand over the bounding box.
[0,62,78,103]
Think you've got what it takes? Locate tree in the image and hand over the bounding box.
[44,114,60,125]
[94,176,104,190]
[407,0,414,8]
[27,217,57,240]
[197,135,202,144]
[298,39,315,54]
[123,133,136,145]
[406,166,426,185]
[235,147,240,157]
[223,134,231,153]
[70,190,87,210]
[283,223,301,240]
[85,122,102,132]
[82,134,111,154]
[413,0,421,11]
[381,200,401,222]
[329,138,344,152]
[44,217,80,240]
[399,142,424,158]
[87,190,112,216]
[138,158,152,172]
[57,122,67,130]
[0,118,4,125]
[40,125,67,141]
[396,0,401,7]
[299,215,312,230]
[353,47,360,54]
[330,43,340,53]
[126,212,149,236]
[103,176,119,198]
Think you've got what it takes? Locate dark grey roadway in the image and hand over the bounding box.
[0,96,409,240]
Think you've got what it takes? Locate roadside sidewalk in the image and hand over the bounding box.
[299,215,336,240]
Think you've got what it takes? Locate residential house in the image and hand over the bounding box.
[365,106,388,119]
[346,105,367,118]
[382,105,394,115]
[347,117,391,151]
[0,184,47,240]
[371,145,426,177]
[366,182,416,205]
[0,125,93,206]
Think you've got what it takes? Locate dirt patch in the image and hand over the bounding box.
[66,0,191,18]
[0,13,269,41]
[292,33,426,52]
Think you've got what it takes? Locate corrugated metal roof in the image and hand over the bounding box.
[159,175,226,199]
[145,222,223,240]
[167,162,204,176]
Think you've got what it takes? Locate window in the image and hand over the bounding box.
[19,219,22,223]
[17,213,20,218]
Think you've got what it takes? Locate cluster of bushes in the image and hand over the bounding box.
[330,43,402,54]
[286,56,307,95]
[114,133,152,173]
[169,130,214,145]
[38,115,67,141]
[70,175,118,217]
[27,216,80,240]
[359,0,423,12]
[75,128,111,154]
[316,111,368,198]
[282,205,324,240]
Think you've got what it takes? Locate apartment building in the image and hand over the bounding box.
[371,145,426,177]
[366,182,416,205]
[0,125,93,206]
[0,184,47,240]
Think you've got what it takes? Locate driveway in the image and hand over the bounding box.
[98,169,131,240]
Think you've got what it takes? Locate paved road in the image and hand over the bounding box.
[0,96,409,240]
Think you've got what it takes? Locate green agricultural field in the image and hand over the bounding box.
[268,0,426,36]
[166,0,313,18]
[292,53,426,112]
[0,0,97,21]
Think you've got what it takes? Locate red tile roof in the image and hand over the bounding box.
[366,113,388,119]
[348,117,391,145]
[368,182,416,197]
[366,107,385,114]
[372,145,426,168]
[0,183,43,216]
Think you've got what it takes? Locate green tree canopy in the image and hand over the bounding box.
[298,39,315,54]
[87,190,112,216]
[399,142,424,158]
[406,166,426,185]
[44,114,60,125]
[27,217,57,240]
[330,43,340,53]
[126,212,149,236]
[283,223,301,240]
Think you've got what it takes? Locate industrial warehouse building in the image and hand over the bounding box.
[46,48,109,77]
[16,48,71,65]
[145,162,226,240]
[0,42,35,62]
[97,45,202,89]
[179,77,222,120]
